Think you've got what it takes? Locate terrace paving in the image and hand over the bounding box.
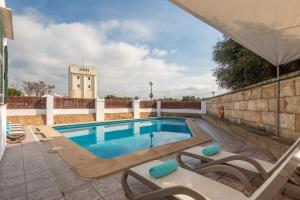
[0,119,295,200]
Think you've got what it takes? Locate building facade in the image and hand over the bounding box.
[0,0,13,160]
[68,65,97,99]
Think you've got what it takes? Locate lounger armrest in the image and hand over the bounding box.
[196,164,254,196]
[196,155,269,180]
[122,169,207,200]
[177,151,269,180]
[176,151,212,171]
[234,146,277,162]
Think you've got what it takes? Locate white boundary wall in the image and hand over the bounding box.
[1,0,11,160]
[7,109,46,116]
[0,105,6,160]
[7,96,207,125]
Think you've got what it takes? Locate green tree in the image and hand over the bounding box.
[181,96,200,101]
[8,88,22,96]
[213,36,300,90]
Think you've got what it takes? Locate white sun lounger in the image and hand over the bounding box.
[122,142,300,200]
[176,138,300,180]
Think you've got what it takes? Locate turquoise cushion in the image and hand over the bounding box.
[149,160,178,179]
[202,144,220,156]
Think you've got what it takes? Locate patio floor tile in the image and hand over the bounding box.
[25,170,53,182]
[26,177,58,193]
[0,184,26,200]
[27,185,62,200]
[0,175,25,190]
[103,190,128,200]
[93,178,123,197]
[65,186,102,200]
[0,168,24,179]
[7,195,27,200]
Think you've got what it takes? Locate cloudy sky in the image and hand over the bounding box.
[7,0,224,99]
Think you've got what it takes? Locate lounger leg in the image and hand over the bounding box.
[176,152,195,171]
[121,170,137,200]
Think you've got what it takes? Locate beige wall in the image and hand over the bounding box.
[54,114,96,124]
[140,112,157,118]
[206,71,300,141]
[7,115,46,125]
[104,113,134,121]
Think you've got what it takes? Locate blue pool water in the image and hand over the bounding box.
[54,118,192,159]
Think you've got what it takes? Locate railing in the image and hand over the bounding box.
[54,97,95,109]
[140,101,157,108]
[8,96,46,109]
[105,99,132,108]
[161,101,201,109]
[7,97,201,110]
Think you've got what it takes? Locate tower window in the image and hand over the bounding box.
[88,77,91,80]
[77,76,80,79]
[77,84,80,88]
[88,85,91,88]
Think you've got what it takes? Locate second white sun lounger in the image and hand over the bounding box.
[176,138,300,180]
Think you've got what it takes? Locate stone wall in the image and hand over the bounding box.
[206,71,300,141]
[7,115,46,125]
[140,112,157,118]
[104,113,134,121]
[54,114,96,124]
[202,114,290,158]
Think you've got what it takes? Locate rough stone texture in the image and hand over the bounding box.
[261,85,276,99]
[284,96,300,114]
[54,114,96,124]
[262,112,276,126]
[140,112,157,118]
[206,71,300,141]
[268,98,285,112]
[296,114,300,132]
[7,115,46,125]
[104,112,134,121]
[296,78,300,96]
[280,79,295,97]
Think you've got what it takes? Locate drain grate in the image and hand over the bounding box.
[37,141,74,196]
[45,154,74,195]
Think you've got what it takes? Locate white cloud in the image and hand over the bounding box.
[8,12,224,99]
[152,48,168,57]
[151,48,177,57]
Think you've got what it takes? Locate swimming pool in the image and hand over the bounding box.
[53,118,192,159]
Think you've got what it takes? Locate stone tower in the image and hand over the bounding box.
[68,65,97,98]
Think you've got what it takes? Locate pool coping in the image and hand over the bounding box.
[36,118,212,179]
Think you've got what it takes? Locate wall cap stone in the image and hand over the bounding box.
[205,70,300,100]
